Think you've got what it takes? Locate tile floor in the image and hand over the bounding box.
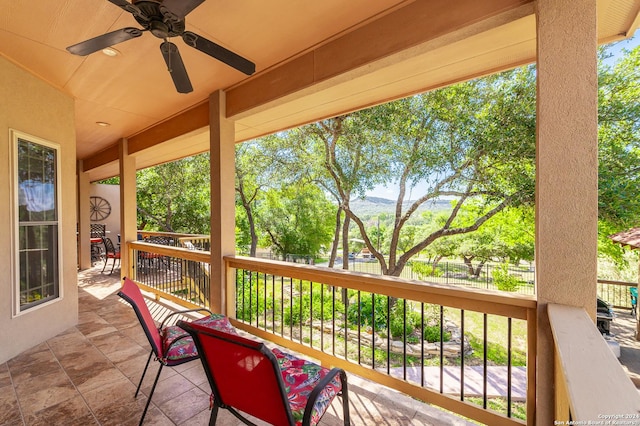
[0,267,477,426]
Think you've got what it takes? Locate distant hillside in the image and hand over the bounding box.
[349,197,452,216]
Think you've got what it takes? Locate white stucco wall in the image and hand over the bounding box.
[0,56,78,363]
[90,183,121,243]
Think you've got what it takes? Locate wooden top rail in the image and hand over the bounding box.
[137,230,209,239]
[597,279,637,287]
[129,241,210,263]
[225,255,536,320]
[548,303,640,422]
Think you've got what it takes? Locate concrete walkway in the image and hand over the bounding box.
[611,308,640,388]
[386,365,527,400]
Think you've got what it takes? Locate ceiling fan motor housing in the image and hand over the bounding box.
[133,1,185,37]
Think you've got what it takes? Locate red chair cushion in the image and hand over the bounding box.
[272,348,342,426]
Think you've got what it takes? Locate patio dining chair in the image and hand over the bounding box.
[101,237,120,275]
[178,319,351,426]
[631,286,637,317]
[118,277,226,425]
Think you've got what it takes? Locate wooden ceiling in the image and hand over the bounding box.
[1,0,639,181]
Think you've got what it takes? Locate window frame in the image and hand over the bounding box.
[10,129,63,316]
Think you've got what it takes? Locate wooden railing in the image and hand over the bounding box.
[123,240,640,425]
[597,279,636,310]
[549,304,640,422]
[225,255,537,426]
[127,240,211,309]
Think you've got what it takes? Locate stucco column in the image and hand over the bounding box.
[209,90,236,314]
[119,138,137,280]
[535,0,598,424]
[76,160,92,270]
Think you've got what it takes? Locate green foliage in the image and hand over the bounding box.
[258,184,336,259]
[389,301,422,338]
[492,263,520,292]
[347,293,389,331]
[409,261,444,279]
[423,325,451,343]
[136,153,211,234]
[235,273,272,322]
[284,284,345,326]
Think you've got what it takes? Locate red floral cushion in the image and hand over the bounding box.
[272,348,342,426]
[161,325,197,363]
[162,314,236,363]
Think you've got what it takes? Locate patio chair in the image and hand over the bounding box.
[118,277,221,425]
[101,237,120,275]
[631,287,637,317]
[178,319,351,426]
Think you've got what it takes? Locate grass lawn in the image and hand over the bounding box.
[445,308,528,366]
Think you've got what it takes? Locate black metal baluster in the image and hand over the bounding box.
[372,293,376,370]
[460,309,465,401]
[403,299,407,381]
[272,274,276,333]
[440,305,444,393]
[421,303,425,387]
[289,278,293,339]
[357,291,361,365]
[508,317,513,417]
[387,296,391,375]
[332,286,336,356]
[299,279,303,344]
[320,283,324,352]
[310,281,314,348]
[483,313,488,409]
[344,290,348,360]
[280,276,285,336]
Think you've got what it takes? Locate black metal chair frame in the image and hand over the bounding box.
[101,236,120,274]
[118,278,213,425]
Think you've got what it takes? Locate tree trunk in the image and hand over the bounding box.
[463,256,475,276]
[328,207,342,268]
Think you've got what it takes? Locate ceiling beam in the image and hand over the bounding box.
[225,0,533,118]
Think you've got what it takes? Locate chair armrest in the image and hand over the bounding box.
[159,308,213,329]
[302,368,348,426]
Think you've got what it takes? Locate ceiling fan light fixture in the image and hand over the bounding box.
[102,47,120,57]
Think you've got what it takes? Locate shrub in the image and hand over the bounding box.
[492,263,521,292]
[410,261,443,279]
[346,293,389,331]
[284,285,345,326]
[423,325,451,342]
[235,273,272,322]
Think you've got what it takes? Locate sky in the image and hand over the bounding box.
[366,35,639,200]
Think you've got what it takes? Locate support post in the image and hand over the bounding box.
[210,90,236,315]
[119,138,137,280]
[535,0,598,424]
[77,160,92,270]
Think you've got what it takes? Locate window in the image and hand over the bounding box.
[12,130,61,313]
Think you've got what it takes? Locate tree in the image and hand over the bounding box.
[597,44,640,265]
[294,67,536,276]
[284,115,391,269]
[433,205,535,276]
[136,154,210,234]
[257,184,336,260]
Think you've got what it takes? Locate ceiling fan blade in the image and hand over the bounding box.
[160,0,204,21]
[67,28,143,56]
[182,31,255,75]
[160,41,193,94]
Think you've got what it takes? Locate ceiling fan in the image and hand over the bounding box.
[66,0,255,93]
